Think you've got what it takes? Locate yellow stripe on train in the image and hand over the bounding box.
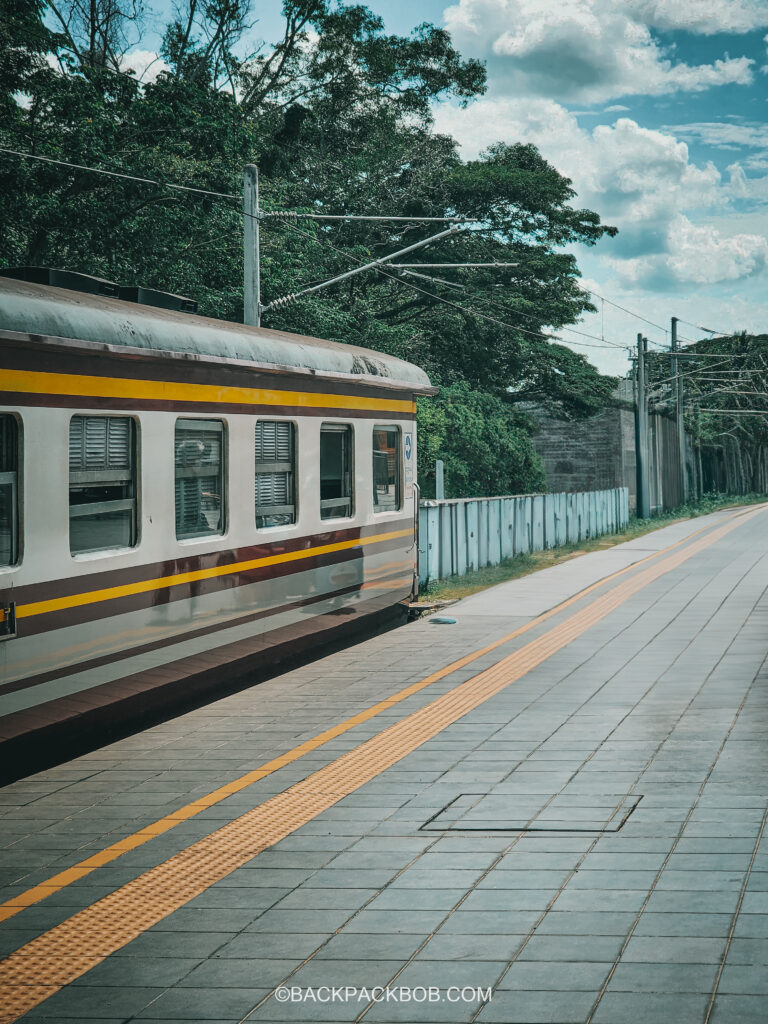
[18,529,414,620]
[0,368,417,414]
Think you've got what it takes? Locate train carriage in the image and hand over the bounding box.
[0,272,434,771]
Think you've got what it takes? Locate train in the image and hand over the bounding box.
[0,269,434,773]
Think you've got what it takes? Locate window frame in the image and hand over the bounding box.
[174,417,227,541]
[0,414,21,569]
[319,422,355,521]
[254,419,298,529]
[372,424,403,514]
[69,414,139,556]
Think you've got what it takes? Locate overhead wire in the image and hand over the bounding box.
[651,355,739,388]
[1,146,743,352]
[267,214,626,351]
[585,288,669,341]
[675,316,735,338]
[0,146,241,200]
[0,147,464,222]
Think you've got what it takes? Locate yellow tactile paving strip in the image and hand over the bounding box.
[0,507,762,1023]
[0,509,758,931]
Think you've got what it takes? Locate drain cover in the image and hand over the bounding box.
[422,793,642,833]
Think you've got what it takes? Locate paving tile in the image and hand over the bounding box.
[517,935,624,962]
[718,964,768,994]
[622,936,727,963]
[315,933,425,961]
[476,871,572,890]
[25,986,164,1018]
[184,887,289,910]
[245,909,355,933]
[287,958,408,988]
[440,911,539,935]
[366,889,465,912]
[276,888,377,911]
[591,992,709,1023]
[732,914,768,939]
[72,957,203,987]
[114,932,235,958]
[567,871,658,890]
[416,933,526,961]
[476,989,596,1023]
[460,889,556,912]
[496,961,611,991]
[342,910,445,934]
[553,890,648,913]
[177,956,302,989]
[633,912,733,937]
[134,987,269,1020]
[709,995,768,1023]
[607,962,718,992]
[643,890,740,914]
[536,912,636,936]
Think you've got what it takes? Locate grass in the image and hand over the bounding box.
[417,492,767,604]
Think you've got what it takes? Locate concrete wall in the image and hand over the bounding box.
[530,406,688,513]
[418,487,629,585]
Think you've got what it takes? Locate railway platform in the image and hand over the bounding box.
[1,502,767,1024]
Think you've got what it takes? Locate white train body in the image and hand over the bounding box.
[0,276,433,764]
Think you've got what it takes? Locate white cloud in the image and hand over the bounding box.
[669,216,768,281]
[435,100,720,232]
[634,0,768,36]
[434,97,768,286]
[666,120,768,149]
[728,162,750,196]
[120,49,169,83]
[609,216,768,286]
[443,0,756,104]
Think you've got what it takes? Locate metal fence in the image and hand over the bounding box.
[418,488,630,585]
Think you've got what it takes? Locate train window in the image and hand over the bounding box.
[320,424,354,520]
[0,415,19,566]
[255,420,296,528]
[175,419,226,539]
[372,425,401,513]
[69,416,137,554]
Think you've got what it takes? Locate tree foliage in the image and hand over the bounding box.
[0,0,620,497]
[417,383,545,499]
[647,333,768,494]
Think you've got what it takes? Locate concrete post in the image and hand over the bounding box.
[244,164,261,326]
[636,333,651,518]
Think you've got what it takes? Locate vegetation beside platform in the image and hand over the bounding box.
[417,493,767,603]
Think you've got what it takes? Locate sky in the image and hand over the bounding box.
[126,0,768,375]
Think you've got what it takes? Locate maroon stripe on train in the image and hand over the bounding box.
[0,335,420,400]
[12,518,412,606]
[17,535,411,637]
[0,571,412,698]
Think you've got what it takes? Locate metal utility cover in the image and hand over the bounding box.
[422,793,642,833]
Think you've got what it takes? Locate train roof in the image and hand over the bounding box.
[0,277,437,395]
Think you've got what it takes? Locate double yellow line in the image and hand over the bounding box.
[0,506,762,1023]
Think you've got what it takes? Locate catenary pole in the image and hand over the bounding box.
[636,333,650,518]
[244,164,261,326]
[671,316,688,503]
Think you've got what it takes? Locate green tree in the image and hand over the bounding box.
[0,0,620,497]
[417,383,545,499]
